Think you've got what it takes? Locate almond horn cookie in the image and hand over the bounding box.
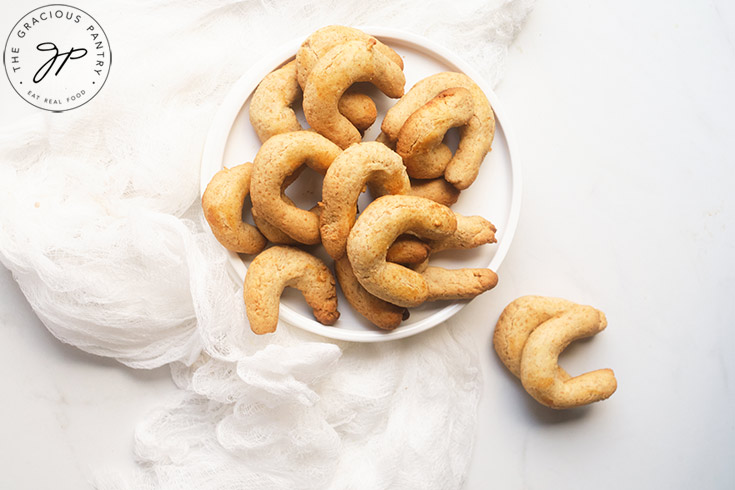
[249,60,377,141]
[430,214,497,252]
[371,138,461,207]
[336,232,431,330]
[244,246,339,334]
[252,166,319,245]
[297,25,404,132]
[202,162,267,254]
[375,131,453,183]
[369,175,461,208]
[346,195,497,307]
[303,39,405,149]
[389,214,496,269]
[338,87,378,133]
[335,256,408,330]
[250,131,341,245]
[296,25,404,87]
[397,214,496,273]
[396,87,475,179]
[493,296,617,409]
[381,72,495,190]
[385,235,431,266]
[252,195,308,245]
[320,142,410,259]
[405,178,461,207]
[249,61,303,143]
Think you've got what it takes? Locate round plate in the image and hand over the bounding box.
[200,27,521,342]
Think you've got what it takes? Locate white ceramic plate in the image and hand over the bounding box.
[200,27,521,342]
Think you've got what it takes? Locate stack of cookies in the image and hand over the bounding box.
[202,26,498,334]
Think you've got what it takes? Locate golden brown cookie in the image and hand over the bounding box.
[297,25,397,132]
[251,167,315,245]
[396,87,475,179]
[253,202,323,245]
[296,25,404,88]
[422,266,498,301]
[375,130,452,179]
[373,131,460,206]
[360,187,488,264]
[252,194,300,245]
[297,25,405,136]
[334,256,407,330]
[385,235,431,266]
[250,131,341,245]
[339,87,378,132]
[249,60,376,141]
[369,175,462,208]
[407,178,461,207]
[493,296,617,409]
[385,215,495,269]
[244,246,339,334]
[416,214,498,297]
[430,214,497,252]
[320,142,410,259]
[249,61,303,143]
[494,296,577,377]
[253,210,297,245]
[201,162,267,254]
[303,39,405,149]
[381,72,495,189]
[346,195,497,307]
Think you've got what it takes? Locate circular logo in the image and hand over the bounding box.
[3,4,111,112]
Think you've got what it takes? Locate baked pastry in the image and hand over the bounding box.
[303,39,405,148]
[493,296,617,409]
[250,131,341,245]
[201,162,267,254]
[244,246,339,334]
[320,141,410,259]
[382,72,495,189]
[396,87,474,179]
[346,195,497,307]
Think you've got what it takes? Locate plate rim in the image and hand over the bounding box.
[200,26,522,342]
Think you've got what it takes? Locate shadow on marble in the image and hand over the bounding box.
[521,394,592,425]
[485,331,595,424]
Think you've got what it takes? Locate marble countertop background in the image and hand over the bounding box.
[1,0,733,488]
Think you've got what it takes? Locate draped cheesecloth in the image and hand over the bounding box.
[0,0,533,488]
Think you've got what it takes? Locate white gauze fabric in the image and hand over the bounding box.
[0,0,533,488]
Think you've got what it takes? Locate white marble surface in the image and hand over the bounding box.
[1,0,734,488]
